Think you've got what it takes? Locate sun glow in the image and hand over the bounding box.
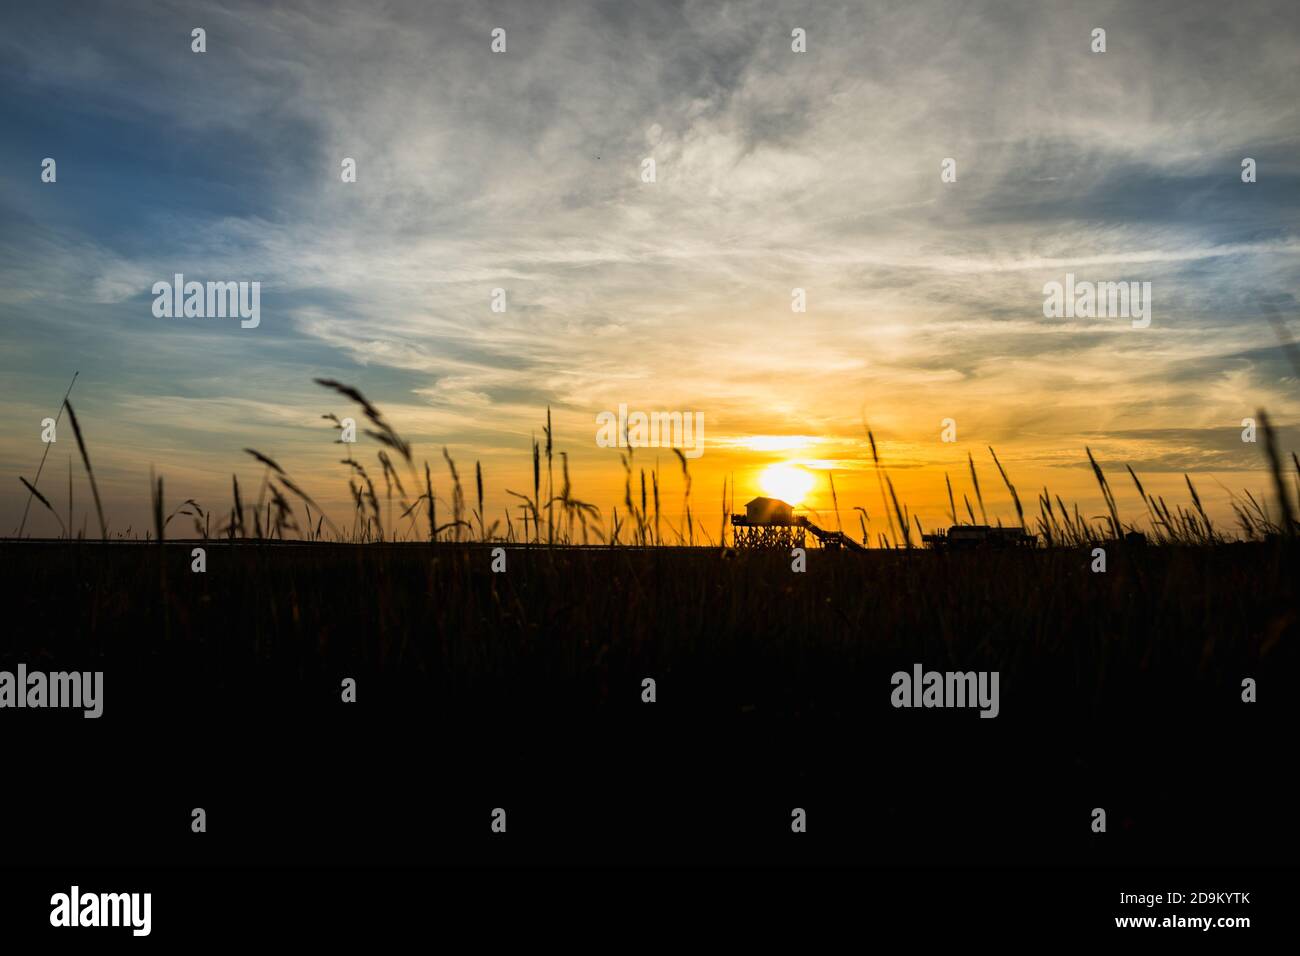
[739,435,819,453]
[758,463,816,507]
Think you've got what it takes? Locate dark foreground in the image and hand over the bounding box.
[0,539,1296,936]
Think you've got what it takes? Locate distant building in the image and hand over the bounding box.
[744,497,795,526]
[731,497,805,549]
[922,525,1036,550]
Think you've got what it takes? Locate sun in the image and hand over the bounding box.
[758,463,815,507]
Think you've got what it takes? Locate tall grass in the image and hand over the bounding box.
[12,377,1300,550]
[1259,409,1296,537]
[19,475,64,535]
[17,371,78,537]
[64,400,107,540]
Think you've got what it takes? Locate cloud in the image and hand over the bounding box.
[1,0,1298,531]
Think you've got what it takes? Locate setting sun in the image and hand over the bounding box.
[758,463,816,507]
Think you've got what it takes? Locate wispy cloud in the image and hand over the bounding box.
[2,0,1298,532]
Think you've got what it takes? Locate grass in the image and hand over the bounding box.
[2,377,1296,871]
[1,531,1293,871]
[10,377,1300,549]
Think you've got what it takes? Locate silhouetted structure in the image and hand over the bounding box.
[744,497,795,524]
[732,497,805,549]
[922,525,1037,550]
[731,497,868,551]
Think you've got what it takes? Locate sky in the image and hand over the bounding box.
[1,0,1298,542]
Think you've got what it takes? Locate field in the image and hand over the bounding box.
[2,533,1294,868]
[6,380,1298,873]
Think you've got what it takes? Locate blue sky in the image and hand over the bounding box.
[2,0,1298,537]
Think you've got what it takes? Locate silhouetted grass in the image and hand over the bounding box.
[63,399,107,540]
[11,378,1300,551]
[18,475,64,535]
